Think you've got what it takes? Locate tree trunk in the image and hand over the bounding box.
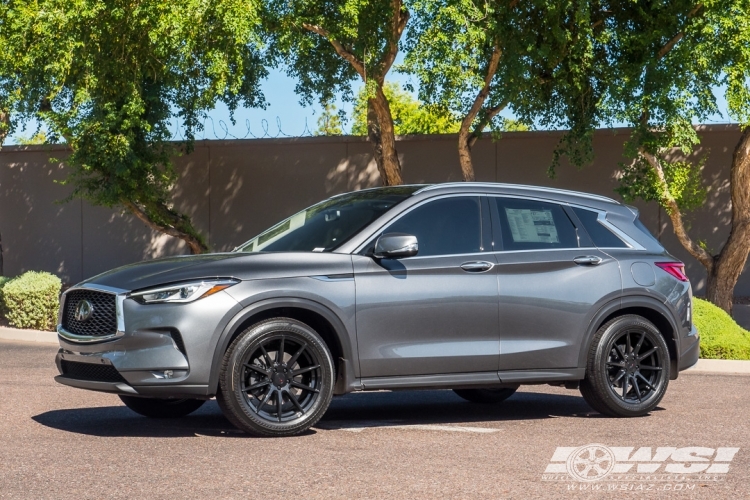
[123,199,208,255]
[367,83,403,186]
[457,46,503,182]
[704,127,750,314]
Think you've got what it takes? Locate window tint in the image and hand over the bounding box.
[384,197,483,257]
[572,207,628,248]
[493,198,578,250]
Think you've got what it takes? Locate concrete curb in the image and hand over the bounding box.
[685,358,750,375]
[0,330,749,375]
[0,326,58,344]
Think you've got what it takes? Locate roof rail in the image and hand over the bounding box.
[414,182,619,204]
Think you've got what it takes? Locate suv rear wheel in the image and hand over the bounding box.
[580,315,670,417]
[217,318,335,437]
[119,395,205,418]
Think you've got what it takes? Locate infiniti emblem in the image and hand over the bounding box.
[74,300,94,322]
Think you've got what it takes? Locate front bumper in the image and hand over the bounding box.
[54,286,242,399]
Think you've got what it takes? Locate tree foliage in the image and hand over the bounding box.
[351,82,461,135]
[267,0,410,185]
[403,0,606,180]
[1,0,267,253]
[552,0,750,312]
[314,102,345,136]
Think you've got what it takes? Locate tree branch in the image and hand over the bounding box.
[640,149,715,270]
[123,200,207,254]
[468,100,508,148]
[380,0,410,79]
[302,23,367,79]
[656,3,704,60]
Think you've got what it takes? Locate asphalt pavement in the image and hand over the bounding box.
[1,339,748,499]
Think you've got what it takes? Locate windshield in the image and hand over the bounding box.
[235,186,421,253]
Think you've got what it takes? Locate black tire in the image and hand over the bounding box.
[119,395,205,418]
[579,314,670,417]
[453,387,518,404]
[217,318,335,437]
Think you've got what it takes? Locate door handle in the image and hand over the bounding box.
[460,261,494,273]
[573,255,603,266]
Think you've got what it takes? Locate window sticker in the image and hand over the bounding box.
[505,208,560,243]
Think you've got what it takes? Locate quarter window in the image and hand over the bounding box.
[493,198,578,250]
[383,197,483,257]
[572,208,628,248]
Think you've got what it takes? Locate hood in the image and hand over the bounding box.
[81,252,354,291]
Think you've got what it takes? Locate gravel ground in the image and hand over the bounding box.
[0,339,748,499]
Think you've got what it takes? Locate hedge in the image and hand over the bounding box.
[0,276,11,317]
[1,271,61,331]
[693,298,750,360]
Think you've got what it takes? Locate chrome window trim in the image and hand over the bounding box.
[57,283,127,343]
[353,193,486,257]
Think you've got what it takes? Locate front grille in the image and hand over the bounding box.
[60,360,127,383]
[62,289,117,337]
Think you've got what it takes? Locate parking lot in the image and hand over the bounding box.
[1,339,748,499]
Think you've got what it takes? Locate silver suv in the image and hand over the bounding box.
[55,183,699,436]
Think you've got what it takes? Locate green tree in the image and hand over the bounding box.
[404,0,604,181]
[1,0,266,254]
[267,0,409,185]
[315,102,345,136]
[350,82,461,135]
[551,0,750,313]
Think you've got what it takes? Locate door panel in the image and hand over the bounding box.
[353,254,500,377]
[495,249,621,370]
[353,194,499,378]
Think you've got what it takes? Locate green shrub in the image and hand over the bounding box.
[693,298,750,360]
[0,276,12,317]
[1,271,61,331]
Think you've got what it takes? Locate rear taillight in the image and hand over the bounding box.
[655,262,689,282]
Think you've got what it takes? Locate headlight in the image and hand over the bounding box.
[130,279,239,304]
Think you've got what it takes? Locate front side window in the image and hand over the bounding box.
[235,187,419,253]
[493,197,578,251]
[382,196,483,257]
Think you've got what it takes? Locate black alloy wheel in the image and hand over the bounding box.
[218,318,334,436]
[580,315,670,417]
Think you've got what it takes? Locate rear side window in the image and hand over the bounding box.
[634,218,662,246]
[384,196,483,257]
[572,208,628,248]
[493,198,578,250]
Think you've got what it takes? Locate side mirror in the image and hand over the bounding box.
[373,233,418,259]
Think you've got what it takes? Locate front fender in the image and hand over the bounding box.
[207,297,356,395]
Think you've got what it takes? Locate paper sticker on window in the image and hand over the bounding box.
[505,208,559,243]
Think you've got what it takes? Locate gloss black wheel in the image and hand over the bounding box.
[218,318,334,436]
[580,315,670,417]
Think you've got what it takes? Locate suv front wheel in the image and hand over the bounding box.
[217,318,335,437]
[580,315,670,417]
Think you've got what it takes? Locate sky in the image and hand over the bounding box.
[8,65,736,145]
